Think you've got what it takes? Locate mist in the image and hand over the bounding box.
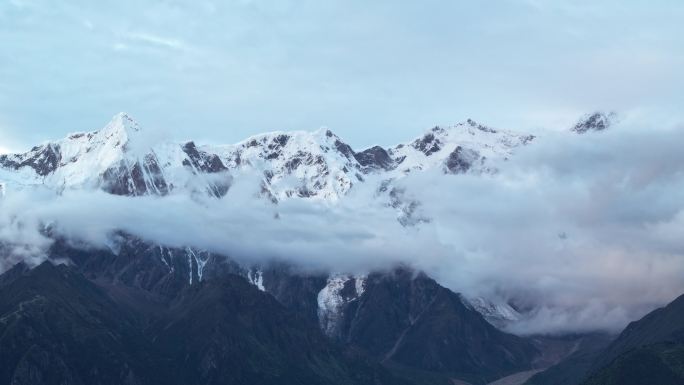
[1,119,684,335]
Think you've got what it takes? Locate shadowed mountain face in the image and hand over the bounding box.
[264,268,539,384]
[523,334,614,385]
[525,293,684,385]
[0,113,630,385]
[0,260,414,385]
[0,237,545,385]
[580,294,684,385]
[341,270,538,382]
[0,262,150,385]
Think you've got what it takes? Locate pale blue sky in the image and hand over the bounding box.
[1,0,683,151]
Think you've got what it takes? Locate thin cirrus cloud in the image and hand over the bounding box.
[120,32,187,51]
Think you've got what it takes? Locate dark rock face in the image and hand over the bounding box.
[445,146,478,174]
[181,142,231,197]
[572,112,615,134]
[0,144,62,176]
[101,156,169,196]
[354,146,395,171]
[467,119,498,133]
[261,265,328,325]
[182,142,228,174]
[412,133,442,156]
[48,236,242,299]
[339,270,538,383]
[334,139,357,161]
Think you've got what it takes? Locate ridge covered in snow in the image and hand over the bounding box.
[0,112,611,332]
[0,113,536,204]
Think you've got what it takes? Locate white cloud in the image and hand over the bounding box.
[1,119,684,335]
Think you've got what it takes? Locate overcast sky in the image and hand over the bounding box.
[1,0,683,152]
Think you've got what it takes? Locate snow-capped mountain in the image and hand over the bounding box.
[572,111,617,134]
[317,274,367,338]
[0,112,607,333]
[0,113,225,197]
[0,113,534,203]
[463,296,523,329]
[0,113,539,329]
[0,113,617,384]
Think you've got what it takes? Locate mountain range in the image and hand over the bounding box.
[1,112,680,385]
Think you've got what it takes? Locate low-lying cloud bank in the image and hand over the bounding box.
[2,120,684,335]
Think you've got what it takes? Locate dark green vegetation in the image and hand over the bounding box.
[0,262,406,385]
[583,344,684,385]
[581,294,684,385]
[263,267,539,384]
[0,239,539,385]
[5,237,683,385]
[527,294,684,385]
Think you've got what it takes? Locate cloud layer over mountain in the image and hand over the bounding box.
[1,118,684,335]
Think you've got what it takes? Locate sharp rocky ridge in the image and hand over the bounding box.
[0,112,619,384]
[0,112,603,332]
[0,112,535,202]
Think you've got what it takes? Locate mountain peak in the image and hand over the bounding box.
[311,126,342,142]
[572,111,617,134]
[87,112,147,158]
[101,112,141,136]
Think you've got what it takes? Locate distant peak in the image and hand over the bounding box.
[113,112,140,130]
[572,111,616,134]
[312,126,340,141]
[465,119,497,133]
[77,112,147,157]
[93,112,142,145]
[425,120,498,138]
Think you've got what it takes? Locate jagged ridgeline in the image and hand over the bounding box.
[0,112,536,200]
[0,112,618,385]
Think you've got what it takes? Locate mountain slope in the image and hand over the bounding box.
[592,293,684,368]
[0,262,153,385]
[583,343,684,385]
[0,260,413,385]
[0,113,534,203]
[528,292,684,385]
[524,334,614,385]
[580,293,684,385]
[259,266,539,384]
[0,112,619,384]
[150,274,402,385]
[42,235,541,385]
